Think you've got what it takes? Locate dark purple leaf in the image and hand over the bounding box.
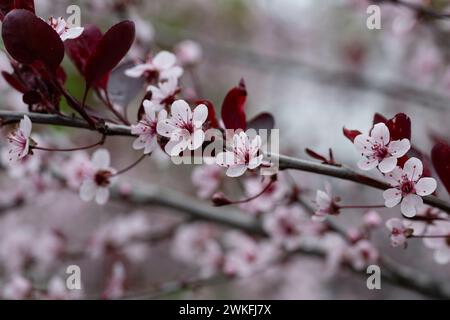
[343,127,361,143]
[432,142,450,196]
[221,79,247,130]
[0,0,34,21]
[247,112,275,131]
[196,99,219,129]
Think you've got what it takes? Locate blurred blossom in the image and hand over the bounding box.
[2,274,32,300]
[345,240,379,271]
[45,276,83,300]
[192,164,223,199]
[175,40,203,66]
[102,262,127,299]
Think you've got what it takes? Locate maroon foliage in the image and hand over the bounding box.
[221,79,247,130]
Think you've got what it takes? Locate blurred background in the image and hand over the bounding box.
[1,0,450,299]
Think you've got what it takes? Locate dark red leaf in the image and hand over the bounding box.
[247,112,275,131]
[386,113,411,141]
[1,71,26,92]
[431,142,450,196]
[2,9,64,72]
[305,148,328,163]
[343,127,361,143]
[0,0,34,21]
[373,112,387,125]
[64,24,109,89]
[84,20,135,88]
[221,79,247,130]
[196,99,219,128]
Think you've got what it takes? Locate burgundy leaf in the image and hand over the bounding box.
[221,79,247,130]
[343,127,361,143]
[305,148,328,163]
[372,112,387,125]
[2,9,64,72]
[373,112,411,141]
[84,20,135,88]
[0,0,34,21]
[432,142,450,196]
[196,99,219,129]
[1,71,26,92]
[65,24,106,88]
[247,112,275,131]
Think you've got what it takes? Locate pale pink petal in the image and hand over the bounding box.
[165,138,188,156]
[124,64,151,78]
[79,180,96,202]
[386,218,403,230]
[153,51,176,70]
[188,130,205,150]
[132,137,146,150]
[92,149,110,169]
[216,151,236,167]
[388,139,410,158]
[415,177,437,196]
[171,100,191,123]
[143,100,157,117]
[371,123,390,145]
[354,134,374,155]
[160,66,183,80]
[403,157,423,181]
[378,156,397,173]
[95,187,110,205]
[384,167,403,186]
[226,165,247,177]
[383,188,402,208]
[61,27,84,41]
[192,104,208,127]
[157,119,177,137]
[358,157,378,171]
[248,154,263,170]
[143,138,157,154]
[21,115,32,137]
[401,194,423,217]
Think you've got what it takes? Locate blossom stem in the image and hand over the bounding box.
[339,204,385,209]
[113,154,147,176]
[410,235,450,239]
[32,135,106,152]
[226,177,276,205]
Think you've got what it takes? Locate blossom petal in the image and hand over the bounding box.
[95,187,110,205]
[165,138,188,156]
[216,151,236,167]
[153,51,176,70]
[383,188,402,208]
[157,118,177,137]
[378,156,397,173]
[192,104,208,127]
[358,158,378,171]
[403,157,423,181]
[125,64,150,78]
[188,130,205,150]
[79,180,96,202]
[61,27,84,41]
[384,167,403,186]
[415,177,437,196]
[400,194,423,217]
[386,218,403,230]
[248,154,263,170]
[92,149,110,169]
[171,100,191,123]
[21,115,32,137]
[160,66,183,80]
[388,139,410,158]
[371,123,390,145]
[226,165,247,177]
[354,134,374,156]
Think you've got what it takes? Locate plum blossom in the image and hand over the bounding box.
[385,218,413,247]
[383,157,437,217]
[48,17,84,41]
[62,151,94,190]
[2,274,32,300]
[79,149,117,205]
[354,123,410,173]
[223,231,279,277]
[146,77,179,111]
[7,115,33,162]
[157,100,208,156]
[313,182,339,222]
[423,223,450,264]
[125,51,183,81]
[192,164,223,199]
[175,40,203,66]
[102,262,127,299]
[363,210,382,228]
[345,240,379,270]
[45,276,82,300]
[131,100,166,154]
[216,132,263,177]
[171,223,223,277]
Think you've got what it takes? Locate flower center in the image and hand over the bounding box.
[401,180,415,195]
[94,170,113,187]
[372,144,389,159]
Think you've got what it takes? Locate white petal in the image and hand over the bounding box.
[378,157,397,173]
[226,165,247,177]
[383,188,402,208]
[248,154,263,170]
[188,130,205,150]
[403,157,423,181]
[61,27,84,41]
[434,249,450,264]
[171,100,191,123]
[386,218,403,230]
[358,158,378,171]
[143,138,158,154]
[132,137,146,150]
[124,64,150,78]
[143,100,157,117]
[354,134,374,155]
[153,51,176,70]
[384,167,403,186]
[401,194,423,217]
[388,139,410,158]
[160,66,184,80]
[79,180,96,202]
[371,123,390,145]
[165,138,188,156]
[192,104,208,127]
[415,177,437,196]
[95,187,110,205]
[216,151,236,167]
[157,119,177,137]
[91,149,110,169]
[21,115,32,137]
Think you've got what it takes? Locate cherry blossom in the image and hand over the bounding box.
[383,157,437,217]
[192,164,223,199]
[363,210,382,228]
[2,274,32,300]
[48,17,84,41]
[175,40,203,66]
[61,151,94,190]
[131,100,166,154]
[7,115,33,162]
[102,262,127,299]
[146,77,179,111]
[79,149,117,205]
[385,218,413,247]
[216,132,264,177]
[45,276,83,300]
[345,240,379,270]
[313,182,339,222]
[125,51,183,81]
[423,224,450,264]
[354,123,410,173]
[157,100,208,156]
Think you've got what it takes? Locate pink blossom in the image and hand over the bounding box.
[223,231,279,277]
[175,40,203,66]
[2,274,32,300]
[216,132,263,177]
[7,115,32,162]
[363,210,382,228]
[313,182,339,222]
[385,218,413,247]
[146,77,178,111]
[45,276,82,300]
[131,100,166,154]
[79,149,117,205]
[157,100,208,156]
[192,164,223,199]
[423,224,450,264]
[354,123,410,173]
[102,262,127,299]
[345,240,379,270]
[383,157,437,217]
[48,17,84,41]
[62,151,94,190]
[125,51,183,81]
[171,223,223,277]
